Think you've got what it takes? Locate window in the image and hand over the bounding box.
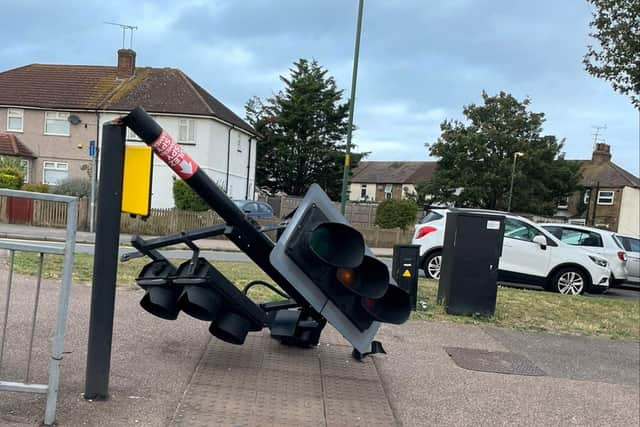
[236,133,242,152]
[552,228,603,247]
[360,184,367,199]
[384,184,393,200]
[503,218,540,242]
[597,190,614,205]
[614,235,640,252]
[19,159,29,183]
[420,210,444,224]
[557,196,569,209]
[44,111,70,135]
[257,203,272,213]
[568,219,586,225]
[43,161,68,185]
[178,119,196,144]
[583,189,590,205]
[7,109,23,132]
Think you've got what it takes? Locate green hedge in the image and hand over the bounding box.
[375,199,418,231]
[0,166,23,189]
[173,179,209,211]
[22,183,50,193]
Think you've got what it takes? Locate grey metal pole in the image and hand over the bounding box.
[84,123,126,400]
[89,142,97,233]
[340,0,365,214]
[507,153,518,212]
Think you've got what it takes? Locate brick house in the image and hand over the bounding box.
[556,143,639,235]
[349,161,437,202]
[0,49,258,208]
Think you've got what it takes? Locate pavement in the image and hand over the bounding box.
[0,258,639,426]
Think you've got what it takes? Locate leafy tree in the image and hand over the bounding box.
[375,199,418,231]
[426,92,581,215]
[405,181,431,207]
[52,178,91,197]
[173,179,209,211]
[583,0,640,107]
[246,59,365,199]
[0,157,24,189]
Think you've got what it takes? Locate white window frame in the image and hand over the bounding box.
[7,108,24,132]
[360,184,367,200]
[384,184,393,200]
[568,219,586,226]
[596,190,614,206]
[178,119,196,145]
[583,189,590,205]
[19,159,29,183]
[557,196,569,209]
[42,161,69,185]
[44,111,70,136]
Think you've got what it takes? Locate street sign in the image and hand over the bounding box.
[89,140,96,157]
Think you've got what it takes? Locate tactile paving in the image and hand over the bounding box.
[170,334,398,426]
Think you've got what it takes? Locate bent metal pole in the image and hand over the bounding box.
[123,107,314,312]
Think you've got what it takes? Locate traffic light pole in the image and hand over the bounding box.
[84,123,126,400]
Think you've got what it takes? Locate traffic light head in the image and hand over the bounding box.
[136,260,181,320]
[271,184,411,353]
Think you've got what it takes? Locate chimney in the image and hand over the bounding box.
[592,143,611,165]
[117,49,136,79]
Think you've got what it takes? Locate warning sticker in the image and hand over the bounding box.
[402,269,412,278]
[150,129,198,179]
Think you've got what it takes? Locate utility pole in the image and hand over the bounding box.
[340,0,364,214]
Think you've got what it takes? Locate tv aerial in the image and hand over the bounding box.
[104,21,138,49]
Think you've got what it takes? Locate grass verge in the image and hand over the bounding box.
[8,252,640,339]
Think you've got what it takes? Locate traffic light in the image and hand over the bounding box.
[270,184,411,354]
[135,257,267,345]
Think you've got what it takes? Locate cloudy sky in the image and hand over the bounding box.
[2,0,638,174]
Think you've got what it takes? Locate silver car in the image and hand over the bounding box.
[613,234,640,287]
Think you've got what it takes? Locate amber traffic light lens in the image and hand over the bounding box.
[336,268,356,288]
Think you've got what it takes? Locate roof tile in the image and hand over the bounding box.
[0,133,36,158]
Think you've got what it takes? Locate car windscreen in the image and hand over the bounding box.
[420,210,444,224]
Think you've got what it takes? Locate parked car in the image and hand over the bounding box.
[539,223,628,286]
[233,200,274,219]
[612,234,640,287]
[412,208,611,295]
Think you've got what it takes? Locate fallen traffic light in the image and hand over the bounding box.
[136,260,182,320]
[271,184,411,354]
[173,258,267,345]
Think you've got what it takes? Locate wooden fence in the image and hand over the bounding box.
[0,196,88,230]
[267,195,379,227]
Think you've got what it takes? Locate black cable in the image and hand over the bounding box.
[242,280,290,299]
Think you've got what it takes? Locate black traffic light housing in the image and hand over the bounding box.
[271,184,411,354]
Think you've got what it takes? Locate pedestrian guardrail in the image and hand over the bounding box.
[0,189,77,426]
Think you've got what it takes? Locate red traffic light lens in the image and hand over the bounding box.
[362,284,411,325]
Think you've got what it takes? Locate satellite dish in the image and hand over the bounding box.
[68,114,82,125]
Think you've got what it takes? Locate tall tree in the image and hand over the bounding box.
[583,0,640,107]
[427,92,581,215]
[246,59,363,199]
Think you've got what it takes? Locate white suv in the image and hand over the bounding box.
[412,209,611,295]
[539,223,628,286]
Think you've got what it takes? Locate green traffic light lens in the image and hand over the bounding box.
[309,222,365,268]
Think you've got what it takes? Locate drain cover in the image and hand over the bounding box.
[445,347,545,376]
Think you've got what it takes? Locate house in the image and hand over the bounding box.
[349,161,437,202]
[556,143,639,235]
[0,49,258,208]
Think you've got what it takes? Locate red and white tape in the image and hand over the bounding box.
[150,129,198,179]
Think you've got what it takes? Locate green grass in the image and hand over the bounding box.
[8,252,640,339]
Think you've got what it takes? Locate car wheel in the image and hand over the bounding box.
[423,251,442,280]
[550,268,586,295]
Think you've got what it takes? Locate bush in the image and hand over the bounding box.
[375,199,418,231]
[0,166,23,189]
[173,179,209,211]
[51,178,91,197]
[22,183,50,193]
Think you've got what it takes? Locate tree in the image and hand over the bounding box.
[245,59,365,199]
[173,179,209,211]
[426,92,581,215]
[583,0,640,107]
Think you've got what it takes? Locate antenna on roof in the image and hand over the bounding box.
[591,124,607,150]
[104,21,138,49]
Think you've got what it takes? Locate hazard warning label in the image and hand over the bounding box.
[402,269,412,278]
[150,129,198,179]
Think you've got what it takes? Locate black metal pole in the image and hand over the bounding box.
[84,122,126,400]
[124,107,317,316]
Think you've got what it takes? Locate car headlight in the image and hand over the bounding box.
[588,255,608,268]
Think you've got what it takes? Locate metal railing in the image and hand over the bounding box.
[0,189,77,426]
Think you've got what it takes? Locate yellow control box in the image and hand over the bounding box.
[122,144,153,217]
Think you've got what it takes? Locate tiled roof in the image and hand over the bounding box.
[578,160,640,188]
[351,161,438,184]
[0,133,36,158]
[0,64,256,135]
